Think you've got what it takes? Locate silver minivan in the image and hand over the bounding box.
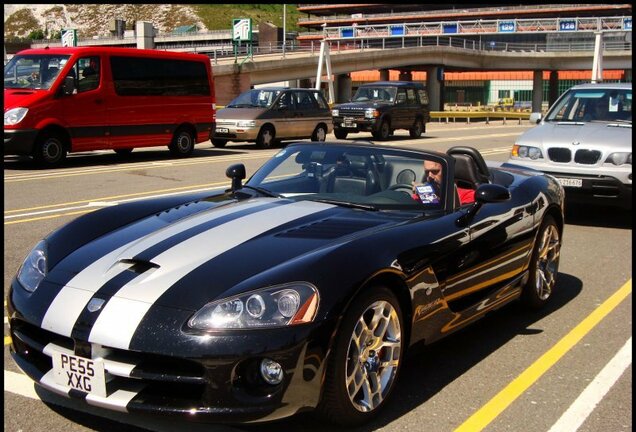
[508,82,632,208]
[212,87,333,149]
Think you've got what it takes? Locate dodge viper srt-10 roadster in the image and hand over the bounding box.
[7,141,565,426]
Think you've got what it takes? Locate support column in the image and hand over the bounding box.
[624,69,632,82]
[379,69,390,81]
[136,21,155,49]
[398,71,412,81]
[532,70,543,114]
[548,71,559,108]
[214,67,252,106]
[426,66,443,112]
[335,73,352,103]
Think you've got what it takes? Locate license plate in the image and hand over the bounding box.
[557,177,583,188]
[52,351,107,397]
[216,128,229,134]
[342,122,357,128]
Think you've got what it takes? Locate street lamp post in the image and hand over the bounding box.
[283,4,286,58]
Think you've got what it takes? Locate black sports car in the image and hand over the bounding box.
[7,142,565,426]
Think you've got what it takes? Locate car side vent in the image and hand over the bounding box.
[277,218,386,239]
[119,259,160,273]
[155,201,209,223]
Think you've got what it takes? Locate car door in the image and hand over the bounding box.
[270,90,297,139]
[294,90,321,138]
[393,88,410,129]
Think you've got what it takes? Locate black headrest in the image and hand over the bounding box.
[453,154,484,187]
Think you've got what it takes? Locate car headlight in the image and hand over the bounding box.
[605,152,631,166]
[188,282,319,330]
[4,107,28,126]
[365,108,379,119]
[512,144,543,160]
[237,120,256,128]
[331,109,339,117]
[17,240,48,293]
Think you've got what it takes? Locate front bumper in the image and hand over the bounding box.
[4,128,38,155]
[7,281,336,423]
[212,124,260,142]
[333,116,379,133]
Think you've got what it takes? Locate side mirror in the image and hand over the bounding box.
[226,163,246,192]
[455,184,510,227]
[475,183,511,203]
[62,75,76,95]
[529,112,542,124]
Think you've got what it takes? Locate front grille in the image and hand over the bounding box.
[547,147,571,163]
[574,150,602,165]
[337,108,366,118]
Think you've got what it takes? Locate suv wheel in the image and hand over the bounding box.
[372,120,391,140]
[409,118,424,138]
[334,128,348,140]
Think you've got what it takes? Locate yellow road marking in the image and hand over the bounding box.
[454,279,632,432]
[5,336,11,346]
[5,209,96,225]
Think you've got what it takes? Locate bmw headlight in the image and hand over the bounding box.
[512,144,543,160]
[17,240,48,293]
[4,107,29,126]
[331,109,339,117]
[237,120,256,128]
[605,152,631,166]
[365,108,379,119]
[188,282,319,330]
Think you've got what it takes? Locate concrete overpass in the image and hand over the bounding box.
[211,40,633,109]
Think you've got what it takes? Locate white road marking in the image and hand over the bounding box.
[4,370,38,399]
[547,337,632,432]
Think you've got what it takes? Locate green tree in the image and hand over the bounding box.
[28,29,45,40]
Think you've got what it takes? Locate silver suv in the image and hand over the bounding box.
[508,83,632,209]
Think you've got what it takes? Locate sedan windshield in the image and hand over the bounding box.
[246,144,450,211]
[4,54,70,90]
[546,88,632,123]
[352,86,397,103]
[226,89,281,108]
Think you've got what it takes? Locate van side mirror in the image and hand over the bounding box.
[226,163,246,192]
[62,75,76,95]
[529,112,542,124]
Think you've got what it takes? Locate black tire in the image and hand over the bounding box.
[211,138,227,148]
[409,118,424,138]
[256,125,275,149]
[372,120,391,140]
[318,285,404,426]
[521,215,561,309]
[311,124,328,142]
[114,148,133,156]
[334,128,348,140]
[169,128,195,157]
[33,132,67,167]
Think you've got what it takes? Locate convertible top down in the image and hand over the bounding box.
[8,142,565,426]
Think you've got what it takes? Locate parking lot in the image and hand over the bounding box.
[4,121,631,432]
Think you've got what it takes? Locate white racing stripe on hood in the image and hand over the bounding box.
[41,199,277,337]
[88,200,335,350]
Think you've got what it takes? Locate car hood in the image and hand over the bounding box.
[46,198,398,311]
[334,101,393,110]
[216,107,267,120]
[517,121,632,149]
[4,88,49,110]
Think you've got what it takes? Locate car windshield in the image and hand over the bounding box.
[246,144,450,212]
[4,54,71,90]
[545,88,632,123]
[226,89,281,108]
[352,86,397,103]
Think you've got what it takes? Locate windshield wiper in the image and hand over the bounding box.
[241,185,281,198]
[306,198,378,211]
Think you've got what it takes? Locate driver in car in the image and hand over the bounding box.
[412,160,475,205]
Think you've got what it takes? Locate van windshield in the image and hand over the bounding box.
[545,88,632,123]
[226,89,282,108]
[4,54,71,90]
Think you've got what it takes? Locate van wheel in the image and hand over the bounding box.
[33,132,67,167]
[372,120,391,140]
[312,124,328,142]
[212,138,227,148]
[256,125,275,149]
[169,128,195,157]
[409,119,423,138]
[334,129,348,140]
[114,148,133,156]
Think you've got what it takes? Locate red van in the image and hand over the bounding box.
[4,47,216,166]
